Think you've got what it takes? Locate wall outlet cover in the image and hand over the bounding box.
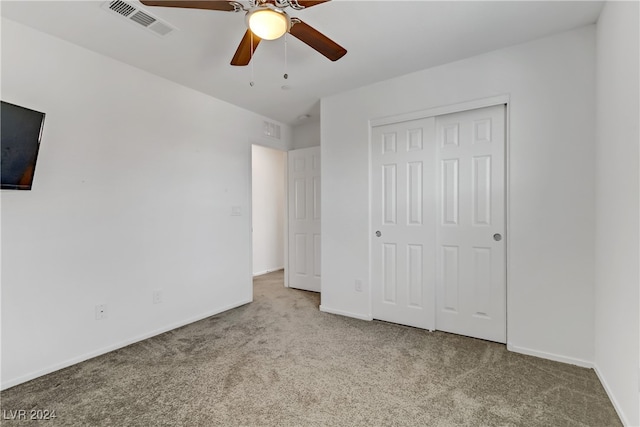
[153,289,162,304]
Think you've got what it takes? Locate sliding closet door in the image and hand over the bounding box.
[371,118,436,330]
[370,104,507,343]
[435,105,506,343]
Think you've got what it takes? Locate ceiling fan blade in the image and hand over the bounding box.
[294,1,331,8]
[139,1,237,12]
[231,30,261,66]
[289,19,346,62]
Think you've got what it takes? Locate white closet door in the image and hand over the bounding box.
[288,146,321,292]
[435,105,506,343]
[371,118,436,329]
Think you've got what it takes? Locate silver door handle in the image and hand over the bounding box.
[493,233,502,242]
[375,231,382,237]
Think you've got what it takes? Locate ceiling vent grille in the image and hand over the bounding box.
[102,0,177,38]
[130,10,156,27]
[263,121,281,140]
[110,0,135,17]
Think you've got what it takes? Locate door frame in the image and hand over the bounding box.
[368,94,511,339]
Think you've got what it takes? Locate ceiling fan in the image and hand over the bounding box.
[139,0,347,66]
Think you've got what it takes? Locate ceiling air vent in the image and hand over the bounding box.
[129,10,156,27]
[102,0,178,38]
[263,121,281,140]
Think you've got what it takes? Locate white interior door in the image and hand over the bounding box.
[288,146,321,292]
[371,118,436,329]
[435,105,506,343]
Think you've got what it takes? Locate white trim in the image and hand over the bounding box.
[370,94,511,128]
[249,143,255,297]
[507,343,593,368]
[504,103,512,350]
[367,119,374,319]
[283,153,289,288]
[319,305,373,321]
[0,299,252,391]
[593,364,631,426]
[253,268,285,277]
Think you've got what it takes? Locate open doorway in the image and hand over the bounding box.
[251,145,287,278]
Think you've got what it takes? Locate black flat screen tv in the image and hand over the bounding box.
[1,101,46,190]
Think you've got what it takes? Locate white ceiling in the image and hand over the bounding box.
[1,0,604,126]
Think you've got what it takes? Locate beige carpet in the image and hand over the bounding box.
[1,270,621,426]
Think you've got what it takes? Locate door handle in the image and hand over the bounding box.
[493,233,502,242]
[375,231,382,237]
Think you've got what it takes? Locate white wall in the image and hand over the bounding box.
[0,18,291,389]
[251,145,286,275]
[292,119,320,150]
[595,2,639,425]
[321,26,596,365]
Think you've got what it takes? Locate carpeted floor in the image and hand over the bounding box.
[1,270,621,426]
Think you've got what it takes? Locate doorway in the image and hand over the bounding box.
[251,145,287,277]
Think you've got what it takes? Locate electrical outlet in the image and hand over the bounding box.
[355,279,363,292]
[153,289,162,304]
[95,304,107,320]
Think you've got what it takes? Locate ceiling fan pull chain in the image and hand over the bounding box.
[283,33,289,80]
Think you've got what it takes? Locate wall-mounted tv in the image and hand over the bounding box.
[1,101,46,190]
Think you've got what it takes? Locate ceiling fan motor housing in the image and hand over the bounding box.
[139,0,346,65]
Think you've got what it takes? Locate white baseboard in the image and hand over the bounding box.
[593,364,632,426]
[253,268,284,277]
[506,343,593,368]
[1,299,252,391]
[319,305,373,321]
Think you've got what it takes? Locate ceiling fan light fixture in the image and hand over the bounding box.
[246,7,290,40]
